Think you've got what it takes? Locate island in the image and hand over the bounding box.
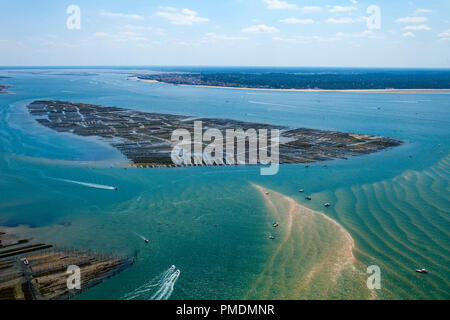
[27,100,401,168]
[130,70,450,91]
[0,229,134,300]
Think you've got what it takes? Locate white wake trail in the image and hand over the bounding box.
[51,178,117,190]
[133,232,148,242]
[150,270,180,300]
[122,266,176,300]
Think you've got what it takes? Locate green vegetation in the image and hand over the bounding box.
[136,70,450,90]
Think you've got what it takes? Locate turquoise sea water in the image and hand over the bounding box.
[0,68,448,299]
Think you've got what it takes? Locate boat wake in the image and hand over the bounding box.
[150,268,181,300]
[133,232,149,243]
[50,178,117,191]
[122,265,180,300]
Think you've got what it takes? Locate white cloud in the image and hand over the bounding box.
[123,24,147,30]
[336,30,381,39]
[100,10,144,20]
[414,8,432,15]
[402,32,416,37]
[299,6,322,14]
[40,40,79,48]
[262,0,297,10]
[280,18,314,24]
[136,41,161,48]
[273,35,324,43]
[242,24,280,34]
[350,0,359,4]
[395,16,427,23]
[203,33,248,41]
[403,24,432,31]
[119,32,148,41]
[158,6,178,12]
[328,6,357,13]
[93,31,148,42]
[437,29,450,40]
[273,30,381,43]
[93,32,109,37]
[262,1,322,13]
[157,7,209,25]
[123,24,165,36]
[326,17,355,24]
[272,36,297,43]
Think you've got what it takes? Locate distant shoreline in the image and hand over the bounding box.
[129,76,450,94]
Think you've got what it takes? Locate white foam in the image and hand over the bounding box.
[122,266,179,300]
[51,178,117,190]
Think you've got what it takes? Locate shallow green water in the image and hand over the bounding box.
[0,68,448,299]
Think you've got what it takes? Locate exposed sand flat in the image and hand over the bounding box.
[27,100,400,167]
[129,77,450,94]
[128,76,159,83]
[246,184,374,300]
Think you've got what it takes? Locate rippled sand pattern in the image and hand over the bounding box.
[331,156,450,299]
[245,184,372,299]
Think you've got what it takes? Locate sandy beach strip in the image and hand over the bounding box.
[129,77,450,94]
[128,76,160,83]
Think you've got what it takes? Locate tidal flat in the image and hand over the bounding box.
[27,100,401,167]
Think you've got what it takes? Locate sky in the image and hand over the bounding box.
[0,0,449,68]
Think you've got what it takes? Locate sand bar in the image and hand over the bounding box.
[245,184,374,299]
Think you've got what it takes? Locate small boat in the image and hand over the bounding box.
[272,221,279,228]
[299,189,304,193]
[269,235,275,240]
[305,196,312,200]
[324,203,331,207]
[174,270,180,276]
[114,187,118,191]
[415,268,429,274]
[170,265,176,271]
[265,192,270,195]
[144,239,149,244]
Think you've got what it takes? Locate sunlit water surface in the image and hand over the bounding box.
[0,68,448,299]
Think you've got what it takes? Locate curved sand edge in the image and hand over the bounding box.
[247,184,375,299]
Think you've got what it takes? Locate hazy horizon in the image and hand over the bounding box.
[1,65,450,70]
[1,1,450,68]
